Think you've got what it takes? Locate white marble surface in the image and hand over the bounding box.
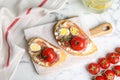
[12,0,120,80]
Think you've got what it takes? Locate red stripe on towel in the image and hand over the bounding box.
[38,0,48,7]
[26,8,32,14]
[26,0,48,14]
[5,18,20,67]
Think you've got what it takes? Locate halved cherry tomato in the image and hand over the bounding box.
[98,58,110,69]
[107,52,119,64]
[102,70,115,80]
[41,48,57,63]
[88,63,100,75]
[94,75,106,80]
[70,36,86,51]
[113,65,120,77]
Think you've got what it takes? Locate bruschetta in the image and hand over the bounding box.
[27,37,66,67]
[53,20,97,56]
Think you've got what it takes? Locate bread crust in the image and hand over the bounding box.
[27,37,66,67]
[54,20,97,56]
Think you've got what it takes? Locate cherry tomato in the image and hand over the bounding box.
[113,65,120,77]
[94,75,106,80]
[88,63,100,75]
[70,36,86,51]
[115,47,120,53]
[102,70,115,80]
[98,58,110,69]
[107,52,119,64]
[42,48,57,63]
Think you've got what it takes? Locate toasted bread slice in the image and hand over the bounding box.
[27,37,67,67]
[54,20,97,56]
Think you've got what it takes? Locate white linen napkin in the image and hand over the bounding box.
[0,0,67,80]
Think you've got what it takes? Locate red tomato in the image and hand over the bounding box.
[102,70,115,80]
[70,36,86,51]
[94,76,106,80]
[88,63,100,75]
[107,52,119,64]
[113,65,120,77]
[42,48,57,63]
[98,58,110,69]
[115,47,120,54]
